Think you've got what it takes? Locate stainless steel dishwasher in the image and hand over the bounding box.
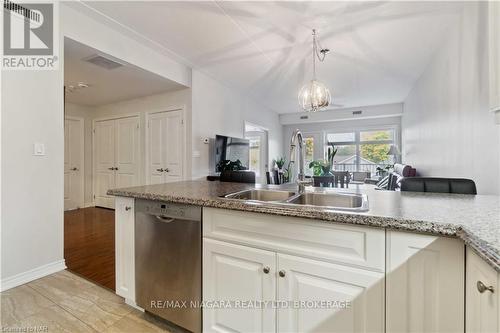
[135,199,202,333]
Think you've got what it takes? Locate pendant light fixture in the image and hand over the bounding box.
[298,29,331,112]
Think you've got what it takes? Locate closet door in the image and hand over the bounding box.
[164,110,183,182]
[147,110,184,185]
[94,119,116,208]
[114,117,140,189]
[147,113,166,185]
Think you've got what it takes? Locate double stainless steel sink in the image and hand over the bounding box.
[223,189,369,212]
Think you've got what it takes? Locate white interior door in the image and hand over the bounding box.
[64,117,84,211]
[147,109,184,184]
[164,110,183,182]
[147,112,167,185]
[94,119,116,209]
[114,117,140,189]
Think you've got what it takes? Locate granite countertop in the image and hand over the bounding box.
[108,180,500,272]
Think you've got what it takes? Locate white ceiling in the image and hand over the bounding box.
[64,38,185,107]
[81,1,464,113]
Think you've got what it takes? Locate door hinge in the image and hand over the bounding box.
[181,119,184,125]
[93,194,95,199]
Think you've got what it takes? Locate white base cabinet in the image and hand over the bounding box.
[466,248,499,333]
[115,196,135,303]
[203,208,385,333]
[386,231,465,333]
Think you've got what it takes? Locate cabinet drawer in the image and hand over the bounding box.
[203,207,385,271]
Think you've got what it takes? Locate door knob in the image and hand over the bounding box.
[279,270,286,278]
[108,167,114,170]
[114,167,119,171]
[156,168,164,172]
[477,281,495,293]
[71,167,78,171]
[164,168,170,173]
[125,206,132,211]
[263,266,270,274]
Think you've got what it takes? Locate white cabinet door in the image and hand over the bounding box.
[277,253,385,333]
[114,117,140,189]
[115,196,135,303]
[490,0,500,120]
[64,117,84,210]
[386,231,464,333]
[94,119,116,208]
[147,110,184,185]
[203,238,276,333]
[466,248,499,333]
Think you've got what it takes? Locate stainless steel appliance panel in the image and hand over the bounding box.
[135,199,201,333]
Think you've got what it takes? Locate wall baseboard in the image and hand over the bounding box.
[0,260,66,292]
[83,202,95,208]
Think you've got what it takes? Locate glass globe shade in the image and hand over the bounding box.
[298,80,331,112]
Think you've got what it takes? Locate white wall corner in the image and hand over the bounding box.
[0,260,66,292]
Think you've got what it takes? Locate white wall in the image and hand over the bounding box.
[403,2,500,194]
[1,69,65,285]
[65,103,95,206]
[279,103,403,126]
[191,70,283,179]
[1,2,193,288]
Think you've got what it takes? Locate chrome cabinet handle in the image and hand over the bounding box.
[156,168,164,172]
[125,206,132,211]
[477,281,495,293]
[114,167,119,171]
[108,167,114,170]
[263,266,270,274]
[279,270,286,278]
[164,168,170,173]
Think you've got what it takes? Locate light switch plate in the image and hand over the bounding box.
[33,143,46,156]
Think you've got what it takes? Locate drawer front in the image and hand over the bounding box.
[203,207,385,271]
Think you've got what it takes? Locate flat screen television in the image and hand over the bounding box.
[214,135,250,173]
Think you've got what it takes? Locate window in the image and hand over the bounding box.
[304,136,315,176]
[327,129,396,174]
[247,137,261,177]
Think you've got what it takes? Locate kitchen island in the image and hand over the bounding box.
[108,180,500,333]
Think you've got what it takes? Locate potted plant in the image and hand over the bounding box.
[308,143,337,176]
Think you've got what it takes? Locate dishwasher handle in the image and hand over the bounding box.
[154,215,176,223]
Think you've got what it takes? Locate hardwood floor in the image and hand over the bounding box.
[64,207,115,291]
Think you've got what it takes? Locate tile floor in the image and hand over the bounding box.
[0,270,174,333]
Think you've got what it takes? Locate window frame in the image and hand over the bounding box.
[325,126,399,172]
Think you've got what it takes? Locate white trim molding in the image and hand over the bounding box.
[0,260,66,292]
